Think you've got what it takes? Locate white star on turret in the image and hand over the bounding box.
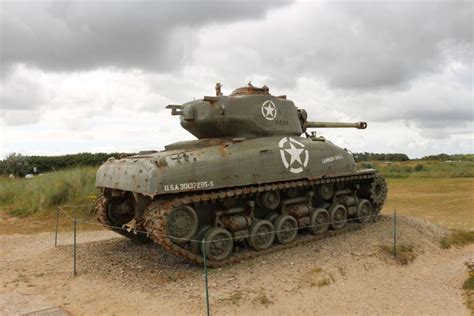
[284,142,304,166]
[261,100,276,120]
[263,104,275,117]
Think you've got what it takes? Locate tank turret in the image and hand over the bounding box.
[167,83,366,139]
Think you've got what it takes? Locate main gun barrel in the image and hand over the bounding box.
[304,121,367,129]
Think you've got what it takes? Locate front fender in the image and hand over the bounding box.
[96,158,159,196]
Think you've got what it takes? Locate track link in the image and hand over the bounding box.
[142,171,384,268]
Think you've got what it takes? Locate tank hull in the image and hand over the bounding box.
[96,136,357,196]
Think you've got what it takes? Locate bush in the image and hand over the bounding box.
[414,164,424,171]
[440,231,474,249]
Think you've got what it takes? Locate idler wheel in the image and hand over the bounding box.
[258,191,281,210]
[202,227,233,261]
[329,204,347,230]
[247,220,275,251]
[308,208,330,235]
[356,199,373,223]
[166,205,198,244]
[107,199,135,226]
[274,215,298,245]
[191,225,212,254]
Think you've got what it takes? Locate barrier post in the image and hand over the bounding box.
[54,207,60,247]
[73,218,77,276]
[201,239,210,316]
[393,210,397,258]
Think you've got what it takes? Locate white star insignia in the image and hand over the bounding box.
[284,142,304,166]
[263,104,275,117]
[278,137,310,174]
[261,100,276,120]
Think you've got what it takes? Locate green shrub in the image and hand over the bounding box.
[414,164,424,171]
[440,231,474,249]
[0,166,98,218]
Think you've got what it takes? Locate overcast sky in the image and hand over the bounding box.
[0,0,472,159]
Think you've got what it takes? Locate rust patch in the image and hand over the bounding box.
[220,214,252,232]
[219,142,229,158]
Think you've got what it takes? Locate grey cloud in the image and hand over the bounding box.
[0,70,46,110]
[323,2,473,89]
[1,0,291,73]
[194,1,472,91]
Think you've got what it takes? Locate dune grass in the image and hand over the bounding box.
[0,166,98,218]
[440,231,474,249]
[380,243,418,265]
[358,160,474,178]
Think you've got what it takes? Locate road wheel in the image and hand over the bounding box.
[274,215,298,244]
[166,205,198,244]
[356,199,373,223]
[202,227,233,261]
[191,225,212,254]
[247,220,275,251]
[308,208,330,235]
[329,204,347,230]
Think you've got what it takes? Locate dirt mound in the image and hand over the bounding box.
[1,215,471,315]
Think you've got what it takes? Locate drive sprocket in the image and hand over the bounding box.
[360,175,387,209]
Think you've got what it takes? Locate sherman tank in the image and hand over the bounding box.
[94,83,387,267]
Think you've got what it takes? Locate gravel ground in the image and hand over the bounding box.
[1,215,472,315]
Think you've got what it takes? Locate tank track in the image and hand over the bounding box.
[142,171,384,268]
[95,196,150,243]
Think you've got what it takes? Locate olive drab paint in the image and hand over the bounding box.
[94,83,388,266]
[96,83,368,197]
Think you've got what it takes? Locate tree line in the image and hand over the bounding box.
[352,152,409,162]
[0,152,133,177]
[0,152,472,177]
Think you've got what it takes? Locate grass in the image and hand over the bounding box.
[382,178,474,231]
[358,160,474,178]
[0,166,98,218]
[464,261,474,313]
[380,243,418,265]
[440,231,474,249]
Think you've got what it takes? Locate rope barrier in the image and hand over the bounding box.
[56,206,378,244]
[56,192,471,244]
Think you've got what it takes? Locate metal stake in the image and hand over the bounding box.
[54,207,60,247]
[73,218,77,276]
[393,210,397,258]
[201,239,210,316]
